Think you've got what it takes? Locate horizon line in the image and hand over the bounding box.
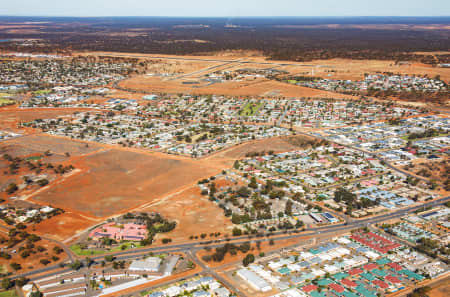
[0,15,449,18]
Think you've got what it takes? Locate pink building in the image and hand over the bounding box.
[89,222,148,241]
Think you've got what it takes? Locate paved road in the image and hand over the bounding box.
[11,195,449,283]
[186,250,247,297]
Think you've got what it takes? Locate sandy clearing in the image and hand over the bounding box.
[141,184,233,243]
[119,75,356,99]
[30,148,220,218]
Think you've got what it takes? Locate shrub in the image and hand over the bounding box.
[5,183,18,194]
[243,254,255,266]
[162,238,172,244]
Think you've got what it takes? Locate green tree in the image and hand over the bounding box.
[10,262,21,271]
[237,186,251,198]
[285,200,293,216]
[104,255,115,262]
[70,260,83,270]
[85,257,93,267]
[232,228,242,236]
[5,183,18,194]
[1,278,12,290]
[243,254,255,267]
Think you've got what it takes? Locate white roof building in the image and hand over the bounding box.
[164,286,181,297]
[128,257,161,272]
[237,268,272,292]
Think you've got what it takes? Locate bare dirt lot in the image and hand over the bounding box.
[0,136,92,202]
[1,134,102,157]
[144,184,233,244]
[1,127,318,241]
[427,281,450,297]
[283,58,450,82]
[206,134,320,161]
[29,212,99,242]
[119,75,356,98]
[0,237,67,274]
[30,148,221,218]
[404,158,449,184]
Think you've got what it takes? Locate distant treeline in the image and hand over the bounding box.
[0,19,449,64]
[366,89,450,104]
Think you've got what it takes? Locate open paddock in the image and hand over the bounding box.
[29,212,99,242]
[119,75,356,99]
[0,238,67,274]
[1,134,102,157]
[141,184,233,243]
[30,148,220,218]
[283,58,450,82]
[207,134,321,161]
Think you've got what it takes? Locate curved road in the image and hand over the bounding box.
[11,195,449,282]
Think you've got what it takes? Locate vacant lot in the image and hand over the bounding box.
[141,184,233,243]
[427,281,450,297]
[30,212,99,242]
[0,238,66,275]
[0,137,89,201]
[284,58,450,82]
[31,148,220,218]
[119,75,356,99]
[207,134,320,161]
[1,134,102,157]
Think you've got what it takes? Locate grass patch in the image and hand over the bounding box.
[240,102,262,116]
[0,290,18,297]
[0,98,14,106]
[70,242,142,256]
[25,156,43,161]
[33,89,52,96]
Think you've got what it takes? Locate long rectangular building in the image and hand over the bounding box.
[237,268,272,292]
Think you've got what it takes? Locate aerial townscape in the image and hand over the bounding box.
[0,4,449,297]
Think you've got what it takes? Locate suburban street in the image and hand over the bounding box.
[10,194,449,285]
[3,113,449,296]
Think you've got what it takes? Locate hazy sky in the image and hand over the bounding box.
[1,0,449,17]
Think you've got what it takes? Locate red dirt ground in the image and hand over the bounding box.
[29,212,99,242]
[1,134,102,157]
[0,238,67,274]
[205,134,319,162]
[30,148,221,218]
[142,184,233,244]
[119,76,356,99]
